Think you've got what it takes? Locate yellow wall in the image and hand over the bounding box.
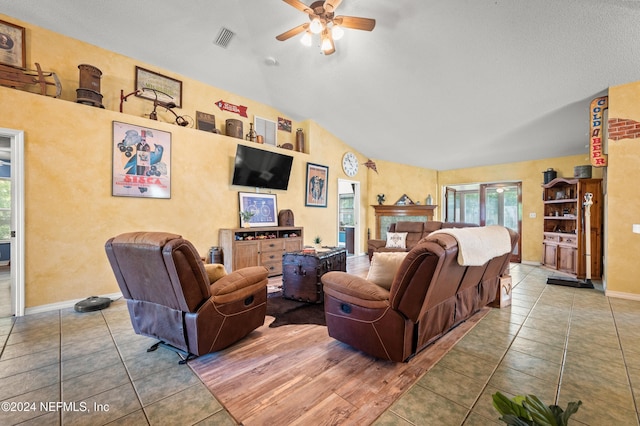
[606,82,640,297]
[0,15,435,308]
[438,156,603,264]
[3,13,639,308]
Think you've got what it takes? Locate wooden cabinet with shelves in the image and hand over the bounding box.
[541,178,602,279]
[219,226,303,277]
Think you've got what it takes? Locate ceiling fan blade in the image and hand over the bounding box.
[282,0,314,14]
[334,16,376,31]
[276,23,310,41]
[323,0,343,14]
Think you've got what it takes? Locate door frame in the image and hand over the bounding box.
[1,127,25,317]
[337,179,361,255]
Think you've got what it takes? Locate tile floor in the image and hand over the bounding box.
[0,262,639,425]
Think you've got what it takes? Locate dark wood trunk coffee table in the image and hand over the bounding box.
[282,247,347,303]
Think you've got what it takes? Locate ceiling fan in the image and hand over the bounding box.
[276,0,376,55]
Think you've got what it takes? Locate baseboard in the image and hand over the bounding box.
[521,260,541,266]
[604,290,640,302]
[25,292,123,315]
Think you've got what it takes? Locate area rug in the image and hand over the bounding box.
[266,291,325,327]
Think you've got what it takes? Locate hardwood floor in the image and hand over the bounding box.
[189,255,489,425]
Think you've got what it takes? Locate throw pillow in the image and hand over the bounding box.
[366,252,408,289]
[204,263,227,284]
[385,232,408,249]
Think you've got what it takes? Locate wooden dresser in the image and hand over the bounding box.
[219,226,303,276]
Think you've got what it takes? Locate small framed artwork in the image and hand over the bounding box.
[254,116,277,146]
[305,163,329,208]
[196,111,218,133]
[135,66,182,108]
[238,192,278,227]
[278,117,292,132]
[112,121,171,199]
[0,19,26,69]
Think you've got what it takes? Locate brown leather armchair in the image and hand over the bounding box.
[322,227,519,362]
[105,231,268,360]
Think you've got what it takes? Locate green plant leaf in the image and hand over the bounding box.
[492,392,531,420]
[557,400,582,425]
[523,394,557,426]
[499,414,533,426]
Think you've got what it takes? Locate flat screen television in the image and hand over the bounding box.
[231,144,294,190]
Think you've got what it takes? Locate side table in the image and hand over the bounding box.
[282,247,347,303]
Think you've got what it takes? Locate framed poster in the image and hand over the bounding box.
[135,66,182,108]
[0,19,26,69]
[112,121,171,198]
[238,192,278,227]
[305,163,329,207]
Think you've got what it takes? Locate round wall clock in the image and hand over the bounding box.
[342,152,359,177]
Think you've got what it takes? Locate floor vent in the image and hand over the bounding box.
[214,27,235,48]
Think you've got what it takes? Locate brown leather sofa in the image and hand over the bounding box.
[322,226,519,362]
[105,231,268,360]
[367,221,478,259]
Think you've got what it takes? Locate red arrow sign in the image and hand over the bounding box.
[215,100,248,117]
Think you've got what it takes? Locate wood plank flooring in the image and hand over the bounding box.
[189,255,488,425]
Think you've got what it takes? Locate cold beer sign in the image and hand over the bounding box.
[590,96,608,167]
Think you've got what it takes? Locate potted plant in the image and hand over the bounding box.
[492,391,582,426]
[313,235,322,250]
[239,210,255,228]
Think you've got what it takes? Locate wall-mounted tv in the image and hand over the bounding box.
[231,144,294,191]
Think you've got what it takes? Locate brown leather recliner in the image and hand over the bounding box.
[105,231,268,360]
[322,227,519,362]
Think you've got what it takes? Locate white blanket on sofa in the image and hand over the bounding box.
[430,225,512,266]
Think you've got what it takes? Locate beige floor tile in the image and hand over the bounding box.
[387,386,469,426]
[144,382,224,425]
[61,382,142,426]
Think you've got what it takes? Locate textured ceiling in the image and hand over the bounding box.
[2,0,639,170]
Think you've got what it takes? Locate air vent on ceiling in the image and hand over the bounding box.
[214,27,235,48]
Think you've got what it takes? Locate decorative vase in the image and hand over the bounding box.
[296,128,305,153]
[246,123,257,142]
[426,194,432,205]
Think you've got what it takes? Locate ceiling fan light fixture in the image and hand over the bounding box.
[310,18,323,34]
[300,31,313,47]
[320,31,333,53]
[331,24,344,40]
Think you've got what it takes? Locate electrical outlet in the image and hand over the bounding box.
[529,212,536,218]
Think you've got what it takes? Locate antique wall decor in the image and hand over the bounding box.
[215,99,248,117]
[296,128,305,153]
[305,163,329,208]
[0,19,26,68]
[0,62,61,97]
[226,119,243,139]
[238,192,278,227]
[76,64,104,108]
[589,96,608,167]
[278,117,292,132]
[135,66,182,108]
[112,121,171,199]
[196,111,218,133]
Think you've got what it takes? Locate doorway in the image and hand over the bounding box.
[337,179,360,255]
[445,181,522,263]
[0,128,25,317]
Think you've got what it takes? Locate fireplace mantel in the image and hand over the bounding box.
[372,204,437,239]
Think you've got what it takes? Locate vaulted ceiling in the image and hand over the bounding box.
[2,0,638,170]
